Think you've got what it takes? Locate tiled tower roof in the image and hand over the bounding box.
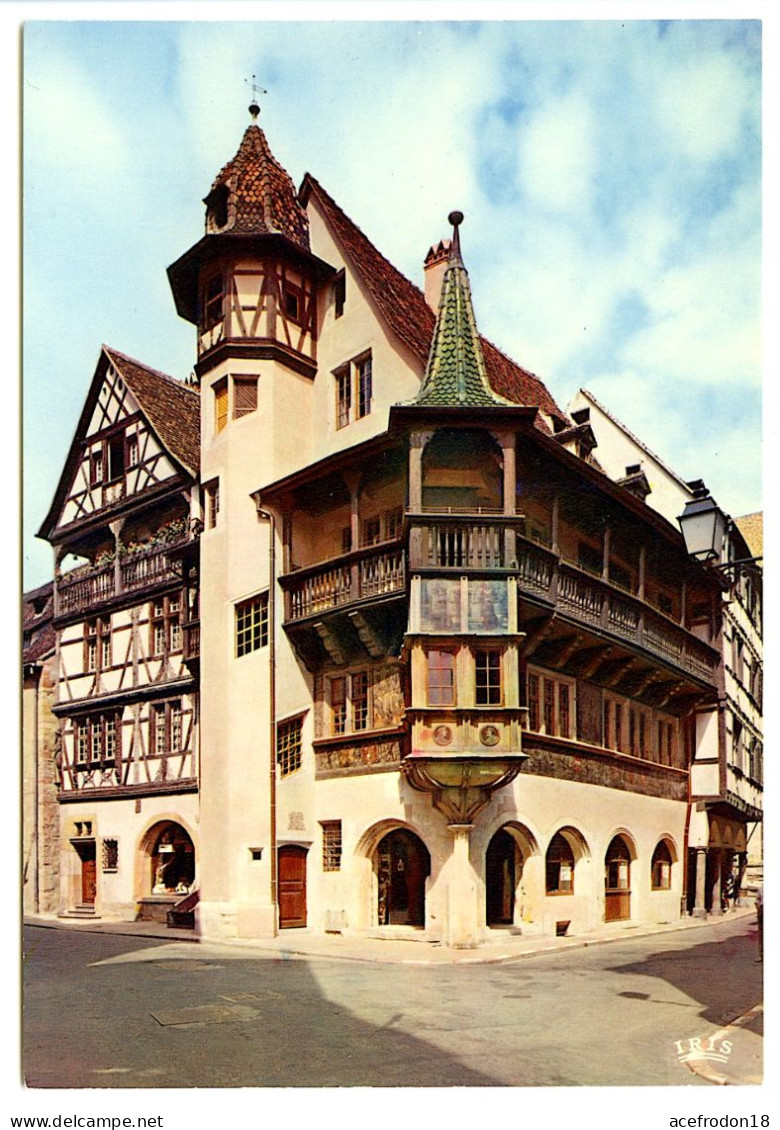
[207,124,310,250]
[413,214,512,408]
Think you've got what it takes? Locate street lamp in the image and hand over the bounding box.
[677,481,762,572]
[677,481,729,563]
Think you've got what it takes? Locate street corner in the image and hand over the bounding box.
[673,1004,763,1086]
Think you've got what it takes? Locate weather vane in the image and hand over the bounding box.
[246,74,268,121]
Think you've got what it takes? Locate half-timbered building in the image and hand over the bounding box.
[33,108,737,946]
[37,346,201,923]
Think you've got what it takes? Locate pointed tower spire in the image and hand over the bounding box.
[413,212,511,408]
[202,106,309,250]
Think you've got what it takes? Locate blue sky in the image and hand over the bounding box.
[18,12,765,590]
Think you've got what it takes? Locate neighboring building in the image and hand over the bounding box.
[22,582,59,915]
[31,110,742,946]
[36,346,201,924]
[568,389,763,913]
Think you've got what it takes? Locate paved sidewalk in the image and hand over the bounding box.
[24,905,758,966]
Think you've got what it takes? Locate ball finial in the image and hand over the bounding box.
[448,210,464,228]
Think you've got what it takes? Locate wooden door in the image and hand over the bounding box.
[278,845,307,928]
[604,835,631,922]
[81,855,97,905]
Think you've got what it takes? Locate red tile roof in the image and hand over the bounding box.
[104,347,200,475]
[300,174,568,432]
[23,581,55,665]
[210,124,310,250]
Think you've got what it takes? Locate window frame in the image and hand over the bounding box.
[321,820,343,871]
[235,592,269,657]
[651,841,673,890]
[546,832,575,895]
[74,711,122,769]
[426,648,456,707]
[232,375,258,419]
[203,270,225,330]
[277,715,304,777]
[475,648,502,706]
[84,616,111,673]
[526,667,575,738]
[327,670,372,735]
[149,595,182,659]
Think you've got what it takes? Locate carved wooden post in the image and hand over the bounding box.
[109,517,125,598]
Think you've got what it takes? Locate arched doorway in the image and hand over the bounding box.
[278,845,308,929]
[376,829,430,926]
[149,822,195,895]
[486,829,518,925]
[604,835,632,921]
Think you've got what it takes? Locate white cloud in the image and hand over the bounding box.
[654,55,754,163]
[518,92,596,214]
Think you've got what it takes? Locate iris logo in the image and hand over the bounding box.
[674,1035,733,1065]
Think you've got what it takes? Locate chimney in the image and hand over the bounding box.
[424,239,451,312]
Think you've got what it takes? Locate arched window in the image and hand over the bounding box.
[546,832,575,894]
[651,841,673,890]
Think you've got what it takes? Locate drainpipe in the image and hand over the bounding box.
[254,498,278,933]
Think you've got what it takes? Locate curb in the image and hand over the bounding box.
[24,906,757,966]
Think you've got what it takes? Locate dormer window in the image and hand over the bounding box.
[206,184,229,231]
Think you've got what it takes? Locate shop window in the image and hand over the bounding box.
[546,833,575,894]
[321,821,342,871]
[651,841,672,890]
[235,593,269,656]
[277,716,304,777]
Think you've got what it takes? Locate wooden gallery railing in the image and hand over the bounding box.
[56,536,187,617]
[282,541,406,622]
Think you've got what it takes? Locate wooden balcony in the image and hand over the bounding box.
[56,536,188,618]
[515,536,719,683]
[409,512,517,570]
[182,619,200,665]
[281,540,406,623]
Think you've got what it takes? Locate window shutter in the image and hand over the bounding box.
[233,377,258,418]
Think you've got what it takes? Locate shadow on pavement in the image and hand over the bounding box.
[23,927,501,1088]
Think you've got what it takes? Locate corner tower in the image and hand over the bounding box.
[168,107,334,940]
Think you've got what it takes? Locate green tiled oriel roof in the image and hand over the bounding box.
[414,212,513,409]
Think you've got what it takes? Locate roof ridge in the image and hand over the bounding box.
[577,387,690,489]
[102,345,199,396]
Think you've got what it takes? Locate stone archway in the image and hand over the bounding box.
[137,820,196,923]
[375,828,431,927]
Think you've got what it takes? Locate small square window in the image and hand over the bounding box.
[233,377,258,419]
